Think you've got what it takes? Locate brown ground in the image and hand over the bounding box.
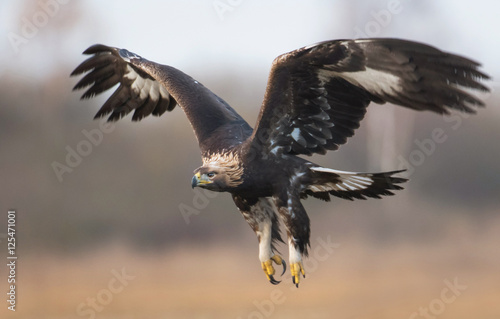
[3,219,500,319]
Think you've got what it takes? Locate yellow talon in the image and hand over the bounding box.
[261,255,286,285]
[290,262,306,287]
[270,255,284,266]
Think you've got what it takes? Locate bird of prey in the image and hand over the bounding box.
[71,38,489,287]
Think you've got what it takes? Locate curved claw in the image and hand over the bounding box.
[268,275,281,285]
[290,262,306,288]
[261,255,286,285]
[280,259,287,276]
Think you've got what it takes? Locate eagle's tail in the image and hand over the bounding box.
[303,167,407,201]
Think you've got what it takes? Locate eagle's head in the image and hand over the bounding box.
[192,165,243,191]
[191,152,244,191]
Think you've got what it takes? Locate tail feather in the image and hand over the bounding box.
[303,167,407,201]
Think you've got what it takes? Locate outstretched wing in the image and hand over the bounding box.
[71,44,252,153]
[71,44,177,121]
[250,38,490,156]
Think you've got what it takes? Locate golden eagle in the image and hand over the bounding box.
[72,38,489,287]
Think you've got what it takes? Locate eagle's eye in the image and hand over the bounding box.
[207,172,216,179]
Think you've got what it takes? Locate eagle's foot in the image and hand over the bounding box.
[261,255,286,285]
[290,261,306,288]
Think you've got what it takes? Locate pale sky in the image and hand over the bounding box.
[0,0,499,81]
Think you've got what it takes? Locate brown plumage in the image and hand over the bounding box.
[72,38,489,287]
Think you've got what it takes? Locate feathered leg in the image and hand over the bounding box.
[232,195,285,284]
[273,190,310,287]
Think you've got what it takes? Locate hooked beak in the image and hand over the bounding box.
[191,172,212,188]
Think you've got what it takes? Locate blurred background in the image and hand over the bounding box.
[0,1,499,318]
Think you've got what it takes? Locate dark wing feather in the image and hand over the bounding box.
[250,38,490,157]
[72,44,252,153]
[71,44,177,122]
[303,168,407,201]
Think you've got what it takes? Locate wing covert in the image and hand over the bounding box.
[250,38,490,157]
